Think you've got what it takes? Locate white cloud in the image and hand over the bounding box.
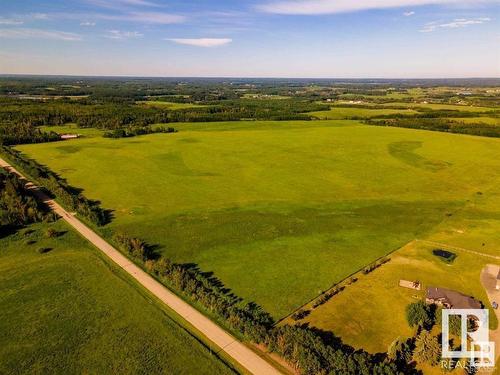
[80,21,96,26]
[105,29,143,39]
[403,11,416,16]
[0,28,82,41]
[0,18,24,25]
[420,17,491,31]
[30,13,49,20]
[257,0,497,15]
[0,13,48,25]
[166,38,232,47]
[100,11,186,24]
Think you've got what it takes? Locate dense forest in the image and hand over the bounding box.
[0,97,326,130]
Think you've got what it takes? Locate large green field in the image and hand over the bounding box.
[0,221,235,374]
[17,120,500,318]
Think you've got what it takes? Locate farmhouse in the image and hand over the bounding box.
[426,287,481,309]
[60,134,80,140]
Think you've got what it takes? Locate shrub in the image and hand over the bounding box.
[413,331,441,365]
[291,309,310,321]
[406,301,434,329]
[45,228,58,238]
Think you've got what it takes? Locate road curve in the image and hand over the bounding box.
[0,157,282,375]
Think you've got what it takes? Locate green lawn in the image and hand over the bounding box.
[301,240,498,355]
[16,120,500,318]
[0,221,235,375]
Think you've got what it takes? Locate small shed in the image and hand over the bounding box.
[399,280,421,290]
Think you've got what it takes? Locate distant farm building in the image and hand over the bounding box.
[60,134,80,140]
[426,287,481,309]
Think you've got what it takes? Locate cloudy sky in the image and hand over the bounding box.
[0,0,498,77]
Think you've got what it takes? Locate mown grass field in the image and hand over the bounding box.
[301,240,499,356]
[17,120,500,318]
[0,221,235,375]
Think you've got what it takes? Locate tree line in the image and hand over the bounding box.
[0,122,60,145]
[366,118,500,138]
[0,169,55,232]
[0,147,109,226]
[103,125,176,138]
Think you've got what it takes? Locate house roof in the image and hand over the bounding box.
[426,287,482,309]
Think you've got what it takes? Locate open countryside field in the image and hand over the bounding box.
[0,221,235,375]
[17,120,500,319]
[349,101,496,112]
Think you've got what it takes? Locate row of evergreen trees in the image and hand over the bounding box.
[103,125,176,138]
[366,118,500,138]
[0,147,109,226]
[0,122,60,145]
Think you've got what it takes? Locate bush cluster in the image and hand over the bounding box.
[103,126,176,138]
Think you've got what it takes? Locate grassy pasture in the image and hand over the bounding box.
[449,117,500,125]
[373,102,495,112]
[0,222,235,374]
[309,106,417,119]
[333,100,496,112]
[17,120,500,318]
[301,240,498,356]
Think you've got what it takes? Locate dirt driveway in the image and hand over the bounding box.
[480,264,500,370]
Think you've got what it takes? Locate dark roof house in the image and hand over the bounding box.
[425,287,482,309]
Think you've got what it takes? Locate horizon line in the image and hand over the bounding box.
[1,73,500,81]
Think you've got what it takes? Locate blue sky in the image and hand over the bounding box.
[0,0,498,77]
